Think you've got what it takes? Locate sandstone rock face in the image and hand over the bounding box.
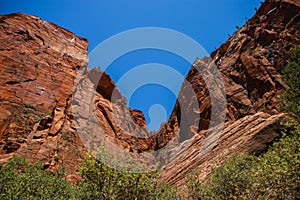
[0,0,299,187]
[73,68,151,152]
[0,12,153,173]
[158,0,300,185]
[0,12,162,173]
[159,112,287,186]
[0,13,88,173]
[130,109,147,128]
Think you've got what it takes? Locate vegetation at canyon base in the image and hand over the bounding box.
[0,47,299,199]
[185,47,300,199]
[186,119,299,199]
[0,152,177,200]
[281,46,300,118]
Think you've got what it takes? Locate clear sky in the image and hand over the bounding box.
[0,0,261,130]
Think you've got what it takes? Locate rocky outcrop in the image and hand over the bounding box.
[158,0,300,185]
[0,13,155,173]
[73,0,300,180]
[0,13,168,172]
[130,109,147,128]
[0,13,88,173]
[0,0,299,188]
[73,68,151,152]
[159,112,287,186]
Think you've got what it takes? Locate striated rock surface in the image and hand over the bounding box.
[130,109,147,128]
[0,0,299,188]
[0,13,153,173]
[0,13,88,173]
[158,0,300,185]
[159,112,287,186]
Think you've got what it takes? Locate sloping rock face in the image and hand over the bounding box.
[159,112,287,186]
[0,12,153,173]
[158,0,300,185]
[73,68,151,152]
[0,13,88,173]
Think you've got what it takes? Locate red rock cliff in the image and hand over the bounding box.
[0,13,88,174]
[158,0,300,186]
[0,0,299,187]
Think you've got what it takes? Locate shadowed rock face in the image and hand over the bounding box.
[0,0,299,186]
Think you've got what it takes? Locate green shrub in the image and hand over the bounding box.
[281,47,300,117]
[0,153,180,200]
[0,156,77,200]
[77,149,180,200]
[186,119,300,200]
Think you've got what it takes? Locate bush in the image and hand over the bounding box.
[246,120,300,199]
[77,149,180,200]
[186,119,300,200]
[77,154,156,199]
[0,153,180,200]
[281,47,300,117]
[0,156,77,200]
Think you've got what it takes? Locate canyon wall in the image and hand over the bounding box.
[0,0,299,185]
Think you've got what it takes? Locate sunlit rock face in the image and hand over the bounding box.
[0,13,88,173]
[158,0,300,186]
[0,0,299,186]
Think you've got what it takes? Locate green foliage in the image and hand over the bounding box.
[63,133,75,143]
[186,170,202,199]
[24,103,37,109]
[77,149,180,200]
[186,119,300,200]
[0,156,77,200]
[77,154,154,199]
[2,122,298,199]
[281,47,300,117]
[0,153,179,199]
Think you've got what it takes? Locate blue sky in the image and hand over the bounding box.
[0,0,261,130]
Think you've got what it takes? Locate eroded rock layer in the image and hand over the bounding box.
[158,0,300,185]
[0,0,299,187]
[0,13,88,174]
